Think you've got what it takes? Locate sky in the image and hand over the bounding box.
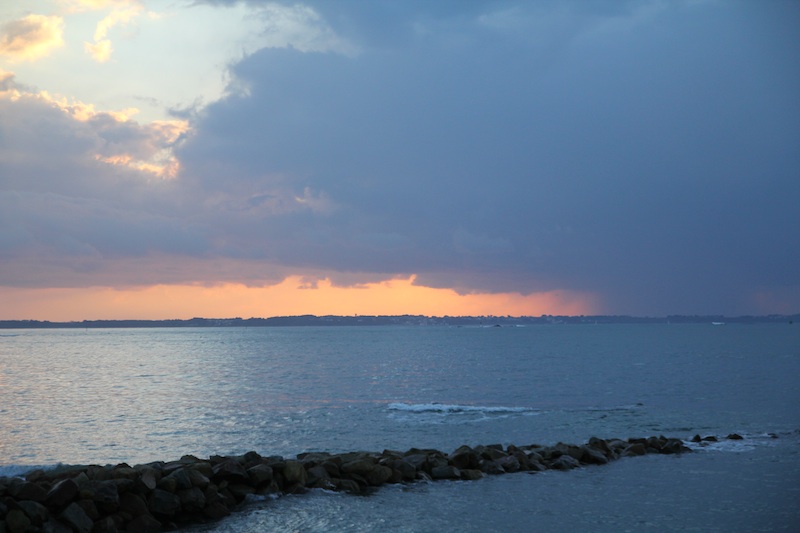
[1,0,798,321]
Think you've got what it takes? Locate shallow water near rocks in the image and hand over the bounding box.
[2,324,799,531]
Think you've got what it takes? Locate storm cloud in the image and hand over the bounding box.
[1,0,798,315]
[176,0,800,314]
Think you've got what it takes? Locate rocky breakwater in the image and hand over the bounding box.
[1,435,693,532]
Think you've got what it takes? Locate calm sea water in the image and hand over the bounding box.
[1,324,799,531]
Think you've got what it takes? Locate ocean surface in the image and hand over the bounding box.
[1,324,798,531]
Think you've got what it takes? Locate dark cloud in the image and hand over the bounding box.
[2,1,798,314]
[175,0,800,314]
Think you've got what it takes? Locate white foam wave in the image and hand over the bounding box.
[684,432,788,453]
[386,402,538,414]
[0,464,50,478]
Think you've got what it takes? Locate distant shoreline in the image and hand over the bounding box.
[0,314,796,329]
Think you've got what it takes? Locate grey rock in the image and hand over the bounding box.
[45,478,79,509]
[147,489,181,516]
[5,509,31,533]
[212,460,249,484]
[550,455,581,470]
[119,492,150,518]
[17,500,49,525]
[126,513,162,533]
[177,487,206,512]
[165,468,192,491]
[430,465,461,480]
[280,461,308,487]
[60,502,93,533]
[246,464,273,487]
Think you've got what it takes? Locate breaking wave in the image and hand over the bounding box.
[386,402,540,415]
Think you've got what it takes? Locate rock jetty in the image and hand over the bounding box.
[1,435,696,532]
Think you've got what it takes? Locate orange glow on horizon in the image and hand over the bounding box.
[0,276,599,322]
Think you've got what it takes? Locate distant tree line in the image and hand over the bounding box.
[0,314,796,329]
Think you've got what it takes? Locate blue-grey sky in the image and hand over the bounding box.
[1,0,798,318]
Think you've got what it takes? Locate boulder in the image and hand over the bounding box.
[280,461,308,487]
[479,460,505,475]
[430,465,460,480]
[246,464,273,487]
[202,502,231,521]
[126,513,162,533]
[136,468,159,492]
[391,459,417,481]
[45,478,79,509]
[550,455,580,470]
[460,469,484,481]
[10,481,47,503]
[367,466,393,486]
[212,460,249,484]
[147,489,181,516]
[5,509,31,533]
[341,459,378,479]
[119,492,150,518]
[91,516,118,533]
[177,487,206,512]
[579,445,609,465]
[496,455,521,473]
[622,443,647,457]
[59,502,94,533]
[401,454,429,472]
[17,500,49,526]
[164,468,193,491]
[448,449,479,470]
[89,481,120,512]
[305,465,329,487]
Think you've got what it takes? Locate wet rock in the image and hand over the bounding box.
[212,460,249,485]
[5,509,31,533]
[460,469,484,481]
[726,433,744,440]
[227,484,256,501]
[246,464,273,488]
[91,515,118,533]
[579,445,610,465]
[496,455,521,473]
[165,468,193,491]
[550,455,581,470]
[280,461,308,487]
[177,487,206,512]
[660,438,690,454]
[136,468,159,492]
[479,460,505,475]
[389,459,416,481]
[126,513,162,533]
[448,447,479,470]
[119,492,150,518]
[45,478,79,509]
[0,434,696,532]
[60,502,93,533]
[17,500,49,526]
[401,454,429,473]
[305,465,330,487]
[202,501,231,521]
[622,443,647,456]
[10,481,47,503]
[148,489,181,516]
[430,465,460,480]
[326,478,355,493]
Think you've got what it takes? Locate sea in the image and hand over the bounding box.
[1,323,798,532]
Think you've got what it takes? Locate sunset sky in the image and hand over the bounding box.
[1,0,798,321]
